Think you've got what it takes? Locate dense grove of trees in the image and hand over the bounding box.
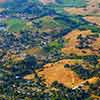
[76,34,98,49]
[64,63,99,79]
[88,80,100,96]
[0,80,91,100]
[83,55,98,67]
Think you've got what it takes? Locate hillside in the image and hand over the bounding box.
[0,0,100,100]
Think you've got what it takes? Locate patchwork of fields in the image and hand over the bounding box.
[0,0,100,100]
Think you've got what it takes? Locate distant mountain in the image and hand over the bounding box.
[39,0,55,4]
[0,0,6,3]
[0,0,31,8]
[0,0,87,8]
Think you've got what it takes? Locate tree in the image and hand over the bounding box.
[24,55,37,68]
[83,55,98,67]
[64,64,70,68]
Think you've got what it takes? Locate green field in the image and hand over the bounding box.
[3,18,28,32]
